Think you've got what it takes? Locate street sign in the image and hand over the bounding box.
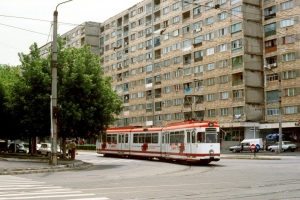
[250,144,255,151]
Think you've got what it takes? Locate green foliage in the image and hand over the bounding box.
[2,38,122,141]
[76,144,96,150]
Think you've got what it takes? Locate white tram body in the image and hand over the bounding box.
[96,120,220,163]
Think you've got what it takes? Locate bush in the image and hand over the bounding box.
[76,144,96,150]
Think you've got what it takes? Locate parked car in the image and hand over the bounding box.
[229,138,263,153]
[36,144,41,154]
[8,143,28,153]
[38,143,61,157]
[268,141,297,152]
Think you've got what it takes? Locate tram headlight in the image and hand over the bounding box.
[209,149,214,156]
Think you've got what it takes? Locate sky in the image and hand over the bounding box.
[0,0,142,66]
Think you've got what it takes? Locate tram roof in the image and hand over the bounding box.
[107,120,219,133]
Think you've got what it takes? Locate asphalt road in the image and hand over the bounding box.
[2,151,300,200]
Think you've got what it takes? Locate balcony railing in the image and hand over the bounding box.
[232,80,243,86]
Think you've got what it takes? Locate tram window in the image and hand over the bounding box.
[133,134,138,143]
[187,132,190,143]
[152,133,158,143]
[125,134,128,143]
[145,133,152,143]
[112,135,117,143]
[118,135,122,143]
[139,133,145,143]
[170,131,184,143]
[192,131,196,143]
[107,134,111,143]
[206,133,217,143]
[197,132,204,143]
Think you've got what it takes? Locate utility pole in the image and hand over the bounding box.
[278,77,282,153]
[50,0,72,165]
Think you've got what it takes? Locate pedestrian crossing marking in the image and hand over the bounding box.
[0,175,108,200]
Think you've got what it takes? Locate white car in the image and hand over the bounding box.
[268,141,297,152]
[38,143,61,157]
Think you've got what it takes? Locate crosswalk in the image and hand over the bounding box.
[0,176,109,200]
[81,158,141,165]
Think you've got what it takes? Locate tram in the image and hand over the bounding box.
[96,120,220,164]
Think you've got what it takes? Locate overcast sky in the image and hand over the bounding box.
[0,0,142,66]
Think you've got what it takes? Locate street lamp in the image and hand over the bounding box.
[50,0,72,165]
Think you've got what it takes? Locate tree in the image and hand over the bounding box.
[0,65,22,141]
[56,40,123,157]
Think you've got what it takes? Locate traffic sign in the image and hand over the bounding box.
[250,144,255,151]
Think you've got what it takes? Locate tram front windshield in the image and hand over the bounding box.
[197,132,218,143]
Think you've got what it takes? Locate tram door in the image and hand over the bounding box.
[162,132,169,157]
[118,133,129,155]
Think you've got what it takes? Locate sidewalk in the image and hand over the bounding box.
[0,156,92,175]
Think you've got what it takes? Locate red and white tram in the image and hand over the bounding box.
[96,120,220,164]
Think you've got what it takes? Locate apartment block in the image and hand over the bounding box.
[40,0,300,148]
[39,21,101,57]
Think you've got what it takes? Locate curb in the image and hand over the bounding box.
[221,156,281,160]
[0,161,93,175]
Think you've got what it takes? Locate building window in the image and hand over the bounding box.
[164,73,170,80]
[173,57,180,64]
[205,1,213,10]
[231,6,241,17]
[207,78,215,86]
[282,35,295,44]
[131,10,136,17]
[207,63,215,70]
[219,44,227,52]
[163,6,170,14]
[233,106,244,115]
[284,106,298,114]
[231,39,242,53]
[194,65,203,73]
[218,0,227,4]
[267,108,279,116]
[193,21,202,32]
[138,55,144,61]
[264,6,276,20]
[232,55,243,68]
[173,16,180,24]
[164,87,171,94]
[205,32,214,40]
[285,88,296,96]
[219,60,228,68]
[208,109,215,117]
[220,108,228,116]
[231,23,242,33]
[173,2,179,10]
[267,90,278,103]
[182,25,190,34]
[173,98,181,106]
[266,74,278,82]
[172,42,181,50]
[233,90,243,98]
[282,70,296,79]
[184,68,192,75]
[265,23,276,37]
[165,114,171,120]
[218,27,227,36]
[220,75,229,84]
[218,12,227,21]
[220,91,229,99]
[194,36,203,44]
[174,113,182,120]
[138,6,143,13]
[280,18,294,28]
[163,33,169,40]
[282,53,295,62]
[281,1,293,10]
[163,46,171,54]
[173,29,179,37]
[206,47,214,56]
[205,17,214,25]
[138,18,144,26]
[193,6,202,16]
[164,59,171,66]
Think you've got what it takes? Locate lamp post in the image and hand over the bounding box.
[277,77,282,153]
[50,0,72,165]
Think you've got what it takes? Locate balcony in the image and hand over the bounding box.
[232,80,243,86]
[265,46,277,53]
